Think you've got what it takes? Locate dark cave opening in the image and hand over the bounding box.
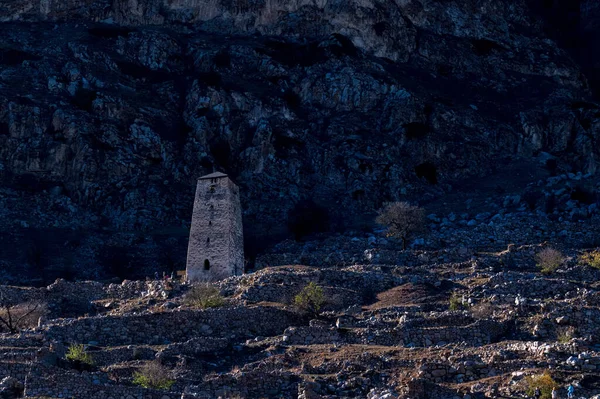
[415,162,438,185]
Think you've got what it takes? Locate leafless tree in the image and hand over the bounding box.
[0,288,47,334]
[376,202,425,250]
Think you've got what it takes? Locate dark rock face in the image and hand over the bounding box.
[0,0,598,282]
[527,0,600,96]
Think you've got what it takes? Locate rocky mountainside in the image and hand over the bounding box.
[2,243,600,398]
[0,0,599,282]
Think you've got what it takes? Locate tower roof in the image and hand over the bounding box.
[198,171,228,180]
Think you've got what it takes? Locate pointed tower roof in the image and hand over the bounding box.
[198,171,228,180]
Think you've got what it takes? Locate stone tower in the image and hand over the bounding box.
[186,172,244,282]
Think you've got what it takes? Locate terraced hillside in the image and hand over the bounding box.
[0,237,599,398]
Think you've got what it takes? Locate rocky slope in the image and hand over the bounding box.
[2,240,600,398]
[0,0,599,281]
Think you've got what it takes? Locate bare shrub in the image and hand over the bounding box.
[376,202,425,249]
[185,283,224,309]
[133,360,175,390]
[556,326,575,343]
[535,248,564,275]
[0,288,47,333]
[471,302,494,319]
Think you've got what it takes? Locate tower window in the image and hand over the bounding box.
[204,259,210,270]
[206,237,210,244]
[209,220,212,226]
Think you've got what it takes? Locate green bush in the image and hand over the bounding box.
[185,283,224,309]
[133,361,175,390]
[449,293,464,311]
[580,250,600,269]
[556,326,575,344]
[524,373,558,399]
[536,248,564,275]
[294,282,325,315]
[65,344,94,366]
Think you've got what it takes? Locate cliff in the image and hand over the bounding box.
[0,0,598,281]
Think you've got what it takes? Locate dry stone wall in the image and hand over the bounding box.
[24,366,176,399]
[43,306,298,346]
[234,266,406,307]
[282,318,507,347]
[0,362,31,382]
[184,370,300,399]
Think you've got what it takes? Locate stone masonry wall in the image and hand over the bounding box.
[24,365,299,399]
[43,306,298,346]
[282,319,507,347]
[235,266,406,306]
[24,367,176,399]
[184,370,299,399]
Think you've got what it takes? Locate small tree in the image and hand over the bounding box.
[185,283,224,309]
[536,248,564,275]
[0,288,47,333]
[376,202,425,249]
[294,282,325,315]
[133,361,175,390]
[524,373,558,399]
